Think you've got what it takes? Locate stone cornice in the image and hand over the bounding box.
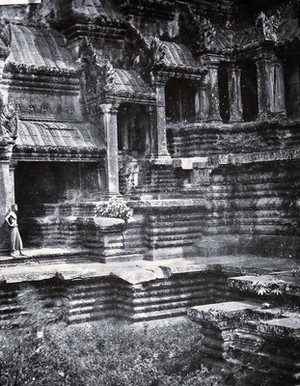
[210,147,300,167]
[12,145,104,162]
[5,62,80,78]
[51,11,126,37]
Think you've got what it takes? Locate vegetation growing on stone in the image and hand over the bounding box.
[0,285,233,386]
[95,199,133,222]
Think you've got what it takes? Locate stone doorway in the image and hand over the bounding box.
[117,103,150,193]
[14,161,101,247]
[240,60,259,122]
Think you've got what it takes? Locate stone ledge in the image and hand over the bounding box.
[129,198,208,210]
[172,157,208,170]
[228,274,300,297]
[258,316,300,339]
[210,147,300,167]
[187,301,261,328]
[94,216,125,231]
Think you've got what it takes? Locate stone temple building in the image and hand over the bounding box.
[0,0,299,260]
[0,0,299,382]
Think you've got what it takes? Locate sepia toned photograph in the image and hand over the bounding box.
[0,0,299,385]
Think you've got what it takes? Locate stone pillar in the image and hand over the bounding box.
[196,78,210,121]
[206,58,222,122]
[228,64,243,123]
[153,82,171,163]
[256,54,286,119]
[100,102,120,197]
[9,161,16,205]
[0,142,14,253]
[148,105,157,159]
[123,121,129,152]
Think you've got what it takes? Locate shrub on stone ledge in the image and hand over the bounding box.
[95,199,133,222]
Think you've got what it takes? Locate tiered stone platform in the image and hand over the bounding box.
[0,249,298,325]
[0,247,299,383]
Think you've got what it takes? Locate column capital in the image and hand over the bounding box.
[151,71,169,86]
[229,62,242,72]
[9,159,17,171]
[201,54,221,67]
[99,101,120,115]
[0,142,14,161]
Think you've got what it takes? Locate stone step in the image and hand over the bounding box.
[68,309,113,324]
[228,273,300,302]
[97,253,145,263]
[0,248,93,267]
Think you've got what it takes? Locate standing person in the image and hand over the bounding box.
[5,204,26,257]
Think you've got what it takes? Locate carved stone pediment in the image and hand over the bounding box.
[180,6,218,54]
[256,11,282,42]
[148,36,167,69]
[126,23,166,74]
[78,38,116,99]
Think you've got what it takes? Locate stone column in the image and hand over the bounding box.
[0,142,14,254]
[228,64,243,123]
[204,57,222,122]
[148,105,157,159]
[256,54,286,119]
[100,102,120,197]
[9,161,16,205]
[153,81,171,163]
[123,121,129,152]
[195,77,210,121]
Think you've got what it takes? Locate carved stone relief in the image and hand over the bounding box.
[256,11,282,42]
[0,98,18,143]
[79,38,117,99]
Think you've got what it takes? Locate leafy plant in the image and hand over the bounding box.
[253,279,286,296]
[95,199,133,222]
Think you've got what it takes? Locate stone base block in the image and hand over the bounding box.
[145,246,197,260]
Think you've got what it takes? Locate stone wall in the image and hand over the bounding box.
[196,160,300,258]
[168,121,300,158]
